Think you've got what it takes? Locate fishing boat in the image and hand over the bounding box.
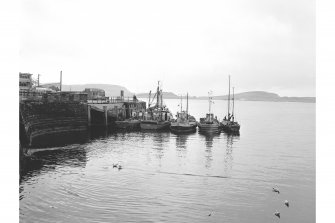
[170,93,197,134]
[197,92,220,134]
[140,82,172,130]
[221,76,240,133]
[115,119,141,130]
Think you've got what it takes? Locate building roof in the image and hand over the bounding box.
[40,83,60,87]
[84,88,105,92]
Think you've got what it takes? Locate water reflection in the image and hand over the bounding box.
[223,134,240,176]
[175,134,189,149]
[175,134,190,158]
[198,132,220,149]
[28,130,90,148]
[152,132,170,146]
[20,146,87,183]
[89,126,110,140]
[201,134,215,169]
[152,132,170,161]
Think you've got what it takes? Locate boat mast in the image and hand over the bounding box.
[227,75,231,116]
[232,87,235,121]
[161,90,164,119]
[157,81,160,108]
[208,91,212,114]
[186,93,189,118]
[180,94,183,113]
[148,90,151,107]
[161,90,163,108]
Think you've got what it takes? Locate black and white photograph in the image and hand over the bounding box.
[2,0,329,222]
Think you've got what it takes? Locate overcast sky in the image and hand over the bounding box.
[20,0,315,97]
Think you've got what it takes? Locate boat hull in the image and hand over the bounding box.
[198,122,220,134]
[115,120,140,130]
[220,121,240,133]
[170,123,197,134]
[140,120,170,130]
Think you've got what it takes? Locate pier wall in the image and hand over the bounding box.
[19,99,147,147]
[88,102,146,125]
[20,101,89,148]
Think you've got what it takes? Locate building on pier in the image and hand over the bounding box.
[84,88,106,100]
[19,73,33,91]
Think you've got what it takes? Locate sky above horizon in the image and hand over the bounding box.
[20,0,315,97]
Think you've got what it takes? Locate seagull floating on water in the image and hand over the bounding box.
[112,164,118,168]
[118,165,123,170]
[274,211,280,218]
[285,200,289,207]
[272,187,280,194]
[208,212,212,216]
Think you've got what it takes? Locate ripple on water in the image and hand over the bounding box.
[20,101,315,223]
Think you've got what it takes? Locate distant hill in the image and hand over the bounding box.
[62,84,135,97]
[137,91,177,99]
[211,91,280,100]
[59,84,314,103]
[136,91,198,99]
[198,91,315,103]
[138,90,315,103]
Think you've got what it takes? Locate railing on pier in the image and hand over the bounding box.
[19,90,44,101]
[19,90,88,103]
[87,97,140,104]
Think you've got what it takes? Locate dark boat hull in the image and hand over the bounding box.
[197,122,220,134]
[220,121,240,133]
[115,120,140,130]
[170,124,197,134]
[140,120,170,130]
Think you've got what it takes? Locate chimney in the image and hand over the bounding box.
[60,70,62,92]
[121,90,124,101]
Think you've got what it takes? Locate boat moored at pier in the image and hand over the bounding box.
[140,82,172,130]
[221,75,240,134]
[198,114,220,134]
[170,93,197,134]
[197,92,220,134]
[170,113,197,133]
[140,119,170,130]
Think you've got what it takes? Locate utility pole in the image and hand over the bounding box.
[37,74,40,87]
[60,70,62,92]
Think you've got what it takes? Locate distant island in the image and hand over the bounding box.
[61,84,315,103]
[137,91,315,103]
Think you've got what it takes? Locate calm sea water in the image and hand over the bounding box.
[20,99,315,223]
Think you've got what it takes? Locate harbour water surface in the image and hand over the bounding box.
[20,99,315,222]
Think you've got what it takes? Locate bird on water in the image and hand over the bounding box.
[112,163,118,168]
[274,211,280,218]
[118,165,123,170]
[285,200,289,207]
[272,187,280,194]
